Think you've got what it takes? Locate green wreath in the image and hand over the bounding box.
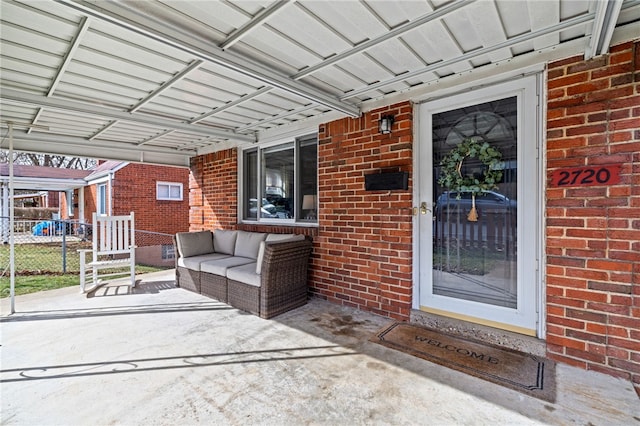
[437,139,504,221]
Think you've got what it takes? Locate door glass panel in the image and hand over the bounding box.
[432,97,518,308]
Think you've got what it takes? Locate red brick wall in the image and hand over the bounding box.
[83,186,97,222]
[189,150,238,231]
[546,41,639,388]
[313,102,414,320]
[60,187,96,222]
[188,103,414,319]
[112,163,189,235]
[61,164,189,235]
[187,42,638,386]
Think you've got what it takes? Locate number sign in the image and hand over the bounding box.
[550,164,621,187]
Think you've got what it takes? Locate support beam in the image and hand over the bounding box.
[48,16,91,97]
[220,1,293,50]
[585,0,623,59]
[292,0,474,80]
[190,86,273,124]
[341,11,596,100]
[1,88,256,143]
[8,132,192,167]
[130,60,203,112]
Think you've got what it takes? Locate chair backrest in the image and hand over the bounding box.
[92,212,135,259]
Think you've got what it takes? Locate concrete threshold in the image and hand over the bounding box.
[1,270,638,425]
[410,309,546,357]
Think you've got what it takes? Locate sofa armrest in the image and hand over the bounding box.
[259,236,313,318]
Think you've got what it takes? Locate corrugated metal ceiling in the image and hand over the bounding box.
[1,0,639,166]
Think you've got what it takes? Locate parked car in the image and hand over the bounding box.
[249,198,278,218]
[435,190,516,217]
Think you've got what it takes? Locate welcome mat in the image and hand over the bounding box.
[372,322,556,402]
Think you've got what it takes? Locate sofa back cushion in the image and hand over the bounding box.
[234,231,267,259]
[213,229,238,255]
[265,233,298,242]
[175,230,214,258]
[256,234,305,274]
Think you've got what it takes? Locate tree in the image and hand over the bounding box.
[0,151,96,170]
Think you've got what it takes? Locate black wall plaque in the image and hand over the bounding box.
[364,171,408,191]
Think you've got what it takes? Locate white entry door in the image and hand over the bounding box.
[417,75,541,335]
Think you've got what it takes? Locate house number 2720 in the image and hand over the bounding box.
[550,164,621,188]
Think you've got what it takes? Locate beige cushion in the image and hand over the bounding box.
[226,263,261,287]
[200,256,255,276]
[175,231,213,258]
[234,231,267,259]
[213,229,238,255]
[177,253,230,270]
[256,234,305,274]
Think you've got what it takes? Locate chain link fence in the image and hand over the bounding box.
[1,216,175,277]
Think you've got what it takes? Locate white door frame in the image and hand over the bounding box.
[411,74,545,337]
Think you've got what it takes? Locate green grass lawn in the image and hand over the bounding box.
[1,243,166,298]
[1,241,91,274]
[0,265,164,298]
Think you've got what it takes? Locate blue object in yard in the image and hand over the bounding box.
[32,221,61,236]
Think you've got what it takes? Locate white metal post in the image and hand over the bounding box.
[9,122,15,314]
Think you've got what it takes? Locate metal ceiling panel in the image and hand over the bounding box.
[37,109,109,137]
[1,0,639,166]
[0,102,36,126]
[298,1,389,46]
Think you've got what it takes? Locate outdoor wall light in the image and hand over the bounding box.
[379,115,394,134]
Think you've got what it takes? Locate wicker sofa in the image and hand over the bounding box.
[174,229,313,319]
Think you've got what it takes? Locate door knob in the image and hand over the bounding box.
[420,202,430,215]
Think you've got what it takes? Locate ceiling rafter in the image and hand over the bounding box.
[1,88,256,143]
[340,10,597,100]
[85,60,204,142]
[8,132,193,167]
[32,15,91,137]
[190,86,272,125]
[130,59,203,112]
[56,0,360,117]
[586,0,624,59]
[26,107,45,135]
[220,1,293,50]
[236,103,320,132]
[48,16,91,97]
[137,129,175,146]
[292,0,474,80]
[293,2,358,47]
[89,120,117,141]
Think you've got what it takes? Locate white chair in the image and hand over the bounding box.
[79,212,136,293]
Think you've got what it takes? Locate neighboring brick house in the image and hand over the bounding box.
[61,161,189,234]
[188,40,640,391]
[60,161,190,266]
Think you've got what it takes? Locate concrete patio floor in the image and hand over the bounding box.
[1,270,638,425]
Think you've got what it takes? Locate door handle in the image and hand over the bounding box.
[413,202,432,216]
[420,202,431,215]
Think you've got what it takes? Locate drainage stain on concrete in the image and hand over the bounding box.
[329,315,367,336]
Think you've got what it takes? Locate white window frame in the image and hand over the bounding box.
[156,181,183,201]
[97,183,107,216]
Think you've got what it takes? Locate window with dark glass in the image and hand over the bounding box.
[242,135,317,223]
